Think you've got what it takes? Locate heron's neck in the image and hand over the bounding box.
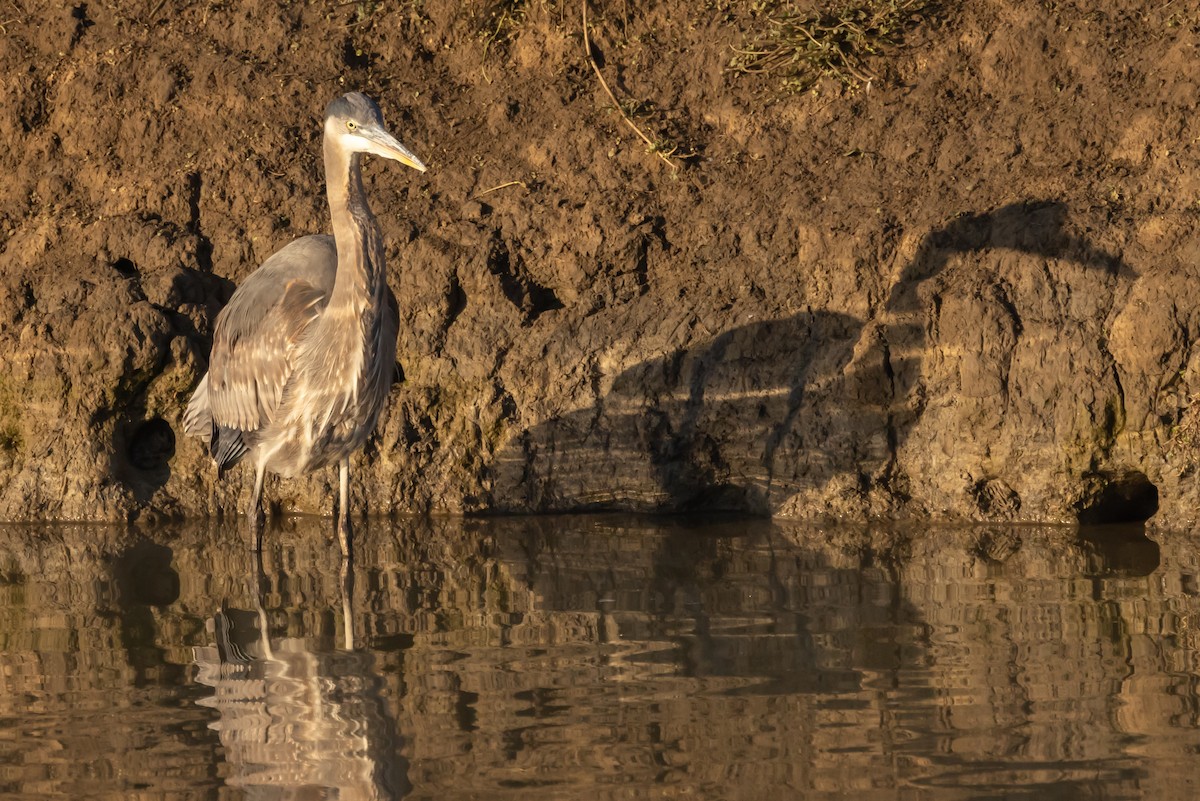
[324,144,386,316]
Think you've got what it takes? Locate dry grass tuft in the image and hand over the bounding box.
[729,0,943,91]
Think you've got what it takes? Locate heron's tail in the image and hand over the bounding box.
[211,425,249,479]
[185,374,249,477]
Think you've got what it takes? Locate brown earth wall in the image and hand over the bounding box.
[3,1,1200,526]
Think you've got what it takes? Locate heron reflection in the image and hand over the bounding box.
[192,553,408,799]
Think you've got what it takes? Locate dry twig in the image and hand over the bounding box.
[473,180,529,199]
[581,0,684,172]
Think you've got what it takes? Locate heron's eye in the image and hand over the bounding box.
[346,120,358,131]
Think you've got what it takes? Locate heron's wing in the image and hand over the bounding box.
[208,279,327,431]
[206,236,336,433]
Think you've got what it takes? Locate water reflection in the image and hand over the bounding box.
[192,552,407,799]
[0,517,1199,799]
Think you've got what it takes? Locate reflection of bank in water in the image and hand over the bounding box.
[3,518,1200,800]
[192,569,408,801]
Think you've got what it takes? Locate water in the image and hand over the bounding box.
[1,516,1199,800]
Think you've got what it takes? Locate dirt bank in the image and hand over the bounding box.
[2,0,1200,526]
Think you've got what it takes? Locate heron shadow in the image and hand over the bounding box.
[492,201,1135,515]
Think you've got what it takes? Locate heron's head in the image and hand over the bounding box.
[324,92,427,173]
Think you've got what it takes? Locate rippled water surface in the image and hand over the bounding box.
[3,516,1200,799]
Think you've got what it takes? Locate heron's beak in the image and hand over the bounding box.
[364,127,427,173]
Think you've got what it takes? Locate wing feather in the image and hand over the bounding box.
[206,236,336,434]
[183,374,212,443]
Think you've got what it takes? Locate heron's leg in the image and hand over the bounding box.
[337,457,353,561]
[249,545,275,660]
[339,556,355,650]
[247,464,266,552]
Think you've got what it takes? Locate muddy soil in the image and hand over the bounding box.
[2,0,1200,527]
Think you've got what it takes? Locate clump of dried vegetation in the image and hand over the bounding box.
[728,0,944,91]
[477,0,534,56]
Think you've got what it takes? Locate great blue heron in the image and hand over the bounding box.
[183,92,426,556]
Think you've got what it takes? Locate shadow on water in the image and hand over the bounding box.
[0,517,1198,799]
[494,202,1145,520]
[111,541,183,688]
[1076,523,1161,578]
